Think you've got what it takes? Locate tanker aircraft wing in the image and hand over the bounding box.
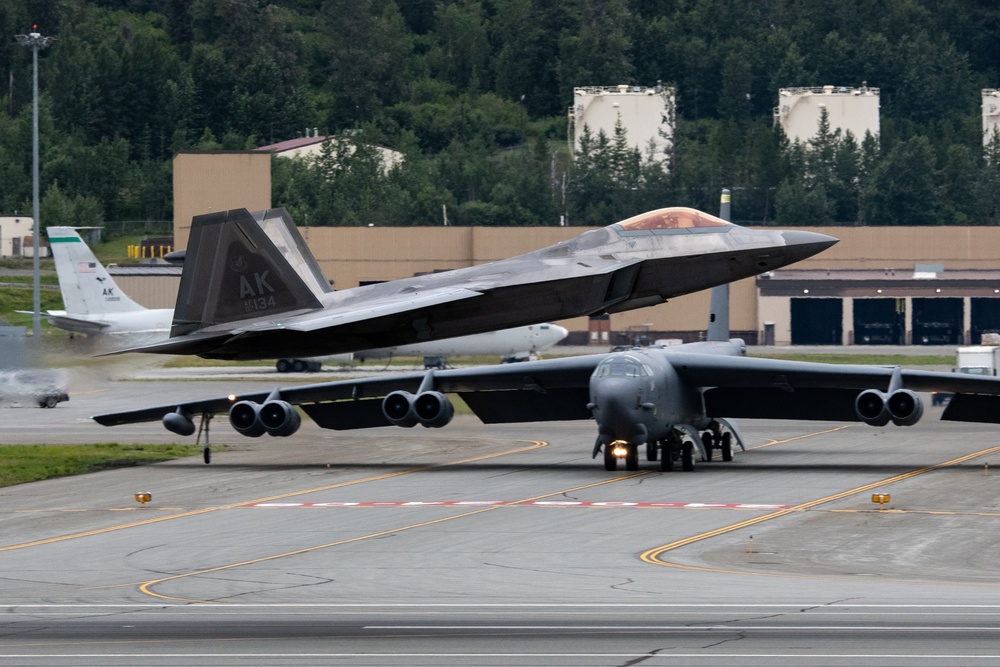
[105,206,835,360]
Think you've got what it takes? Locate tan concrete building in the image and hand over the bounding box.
[0,216,43,257]
[172,152,271,250]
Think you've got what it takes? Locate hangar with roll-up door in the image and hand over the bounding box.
[757,264,1000,346]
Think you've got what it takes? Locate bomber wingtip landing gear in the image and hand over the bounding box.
[196,413,214,464]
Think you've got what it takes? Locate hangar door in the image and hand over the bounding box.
[853,298,905,345]
[791,298,842,345]
[912,298,963,345]
[971,298,1000,344]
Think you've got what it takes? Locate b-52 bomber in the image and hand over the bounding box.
[93,285,1000,470]
[108,206,835,360]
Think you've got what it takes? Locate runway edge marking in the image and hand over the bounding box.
[139,471,652,603]
[0,440,548,553]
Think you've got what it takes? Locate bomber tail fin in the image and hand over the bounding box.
[170,208,325,337]
[47,227,146,315]
[706,189,732,342]
[706,283,730,342]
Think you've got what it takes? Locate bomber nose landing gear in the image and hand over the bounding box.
[601,439,639,471]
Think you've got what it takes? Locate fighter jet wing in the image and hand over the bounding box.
[249,287,486,333]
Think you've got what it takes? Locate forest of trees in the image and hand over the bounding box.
[2,0,1000,233]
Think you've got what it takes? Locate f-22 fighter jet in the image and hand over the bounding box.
[110,206,836,360]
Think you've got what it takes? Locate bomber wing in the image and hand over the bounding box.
[91,354,607,430]
[660,353,1000,422]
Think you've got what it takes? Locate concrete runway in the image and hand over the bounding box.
[2,368,1000,665]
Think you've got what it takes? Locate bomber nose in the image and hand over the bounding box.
[780,230,838,262]
[592,378,640,434]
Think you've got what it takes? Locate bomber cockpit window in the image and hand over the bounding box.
[594,357,651,378]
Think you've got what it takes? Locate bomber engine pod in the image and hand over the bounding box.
[383,391,418,427]
[886,389,923,426]
[229,399,302,437]
[382,390,455,428]
[259,400,302,436]
[413,391,454,428]
[855,389,924,427]
[855,389,890,426]
[230,400,266,437]
[163,410,196,436]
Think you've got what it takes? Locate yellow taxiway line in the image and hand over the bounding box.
[0,440,548,553]
[139,471,652,603]
[641,444,1000,571]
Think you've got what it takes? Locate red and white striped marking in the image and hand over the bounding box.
[241,501,789,510]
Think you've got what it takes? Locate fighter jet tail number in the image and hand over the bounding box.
[245,295,278,313]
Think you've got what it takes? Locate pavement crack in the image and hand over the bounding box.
[610,577,638,592]
[205,571,337,603]
[618,647,666,666]
[702,631,746,649]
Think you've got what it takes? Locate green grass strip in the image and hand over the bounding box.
[750,353,954,366]
[0,443,206,487]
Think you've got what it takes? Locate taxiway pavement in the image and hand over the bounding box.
[1,367,999,665]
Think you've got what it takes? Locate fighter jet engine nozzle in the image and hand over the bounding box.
[886,389,923,426]
[259,399,302,437]
[229,400,267,437]
[383,391,418,428]
[855,390,891,427]
[163,411,195,436]
[413,391,454,428]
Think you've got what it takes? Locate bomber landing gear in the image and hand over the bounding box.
[196,413,214,465]
[720,432,733,462]
[681,441,696,472]
[624,444,638,471]
[700,421,739,462]
[603,443,617,471]
[602,440,639,472]
[701,431,715,461]
[658,439,672,471]
[660,426,704,472]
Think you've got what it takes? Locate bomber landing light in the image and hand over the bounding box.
[610,441,631,459]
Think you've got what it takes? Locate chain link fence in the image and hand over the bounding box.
[98,221,173,240]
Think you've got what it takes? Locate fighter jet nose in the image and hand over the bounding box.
[780,230,838,261]
[780,229,839,250]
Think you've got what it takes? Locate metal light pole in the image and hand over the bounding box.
[15,27,53,344]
